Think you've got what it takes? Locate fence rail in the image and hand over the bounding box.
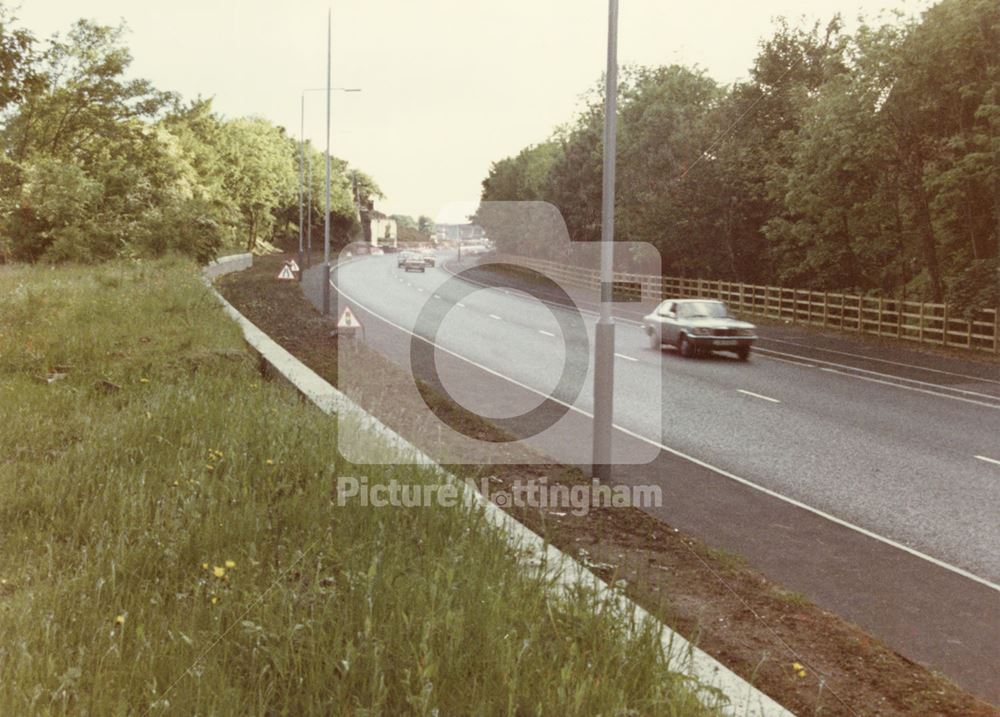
[490,254,1000,355]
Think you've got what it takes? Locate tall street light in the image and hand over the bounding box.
[592,0,619,480]
[298,77,360,305]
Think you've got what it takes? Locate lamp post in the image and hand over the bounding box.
[592,0,619,480]
[297,71,361,311]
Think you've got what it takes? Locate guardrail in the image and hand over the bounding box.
[490,254,1000,354]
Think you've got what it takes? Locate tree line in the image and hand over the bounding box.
[0,8,381,264]
[479,0,998,310]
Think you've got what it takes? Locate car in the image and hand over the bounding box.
[643,299,757,360]
[402,255,426,273]
[397,252,413,268]
[422,253,436,267]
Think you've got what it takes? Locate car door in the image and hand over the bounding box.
[659,301,678,344]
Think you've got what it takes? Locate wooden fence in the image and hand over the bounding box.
[491,254,1000,354]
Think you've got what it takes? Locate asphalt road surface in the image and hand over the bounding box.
[331,251,1000,703]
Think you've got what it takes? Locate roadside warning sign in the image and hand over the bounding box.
[337,306,361,329]
[277,264,295,280]
[287,259,300,272]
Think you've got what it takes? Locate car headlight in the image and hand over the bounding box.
[690,327,712,336]
[738,328,755,337]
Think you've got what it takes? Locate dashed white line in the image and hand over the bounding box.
[416,288,424,293]
[737,389,781,404]
[489,314,503,321]
[456,302,466,308]
[615,353,639,362]
[975,455,1000,467]
[538,329,556,337]
[433,294,442,299]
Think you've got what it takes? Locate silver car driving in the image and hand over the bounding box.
[643,299,757,360]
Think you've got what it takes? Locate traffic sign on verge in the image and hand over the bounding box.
[277,264,296,280]
[337,306,361,329]
[287,259,300,272]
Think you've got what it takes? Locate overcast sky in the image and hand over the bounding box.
[17,0,931,222]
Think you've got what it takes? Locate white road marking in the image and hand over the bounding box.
[433,294,442,299]
[737,389,781,404]
[456,302,466,308]
[975,455,1000,467]
[416,288,424,293]
[538,329,556,337]
[615,353,639,362]
[489,314,503,321]
[760,337,1000,387]
[761,348,1000,402]
[819,367,1000,410]
[759,353,816,369]
[331,276,1000,594]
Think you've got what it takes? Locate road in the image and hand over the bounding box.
[331,250,1000,703]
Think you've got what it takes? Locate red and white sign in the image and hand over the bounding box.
[337,306,361,329]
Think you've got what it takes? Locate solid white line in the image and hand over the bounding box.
[489,313,503,321]
[975,455,1000,467]
[538,329,556,337]
[331,276,1000,595]
[737,389,781,404]
[760,337,1000,387]
[759,347,1000,402]
[819,367,1000,410]
[758,353,816,369]
[615,353,639,362]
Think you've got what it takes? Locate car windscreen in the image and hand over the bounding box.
[677,301,728,319]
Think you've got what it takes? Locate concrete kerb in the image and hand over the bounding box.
[203,253,794,717]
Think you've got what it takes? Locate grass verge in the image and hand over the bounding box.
[0,258,720,715]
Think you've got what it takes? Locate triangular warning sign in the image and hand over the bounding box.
[287,259,300,272]
[337,306,361,329]
[277,264,295,280]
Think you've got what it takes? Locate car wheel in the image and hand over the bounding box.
[679,334,694,358]
[736,346,751,361]
[647,329,661,350]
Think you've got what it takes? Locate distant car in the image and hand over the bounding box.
[422,253,436,267]
[402,256,426,273]
[643,299,757,360]
[397,252,413,268]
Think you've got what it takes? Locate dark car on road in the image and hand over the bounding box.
[643,299,757,360]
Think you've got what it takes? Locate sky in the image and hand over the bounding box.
[15,0,932,223]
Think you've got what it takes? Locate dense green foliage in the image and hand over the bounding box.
[0,8,381,264]
[481,0,999,308]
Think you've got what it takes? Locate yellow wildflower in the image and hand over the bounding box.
[791,662,804,671]
[205,464,214,472]
[201,563,209,570]
[114,614,125,625]
[211,595,219,605]
[212,566,225,578]
[797,670,807,678]
[224,560,236,569]
[139,377,149,384]
[265,459,274,465]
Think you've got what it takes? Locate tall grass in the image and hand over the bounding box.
[0,258,720,715]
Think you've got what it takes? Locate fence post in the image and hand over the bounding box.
[942,303,949,346]
[877,297,883,336]
[823,292,829,327]
[919,303,925,343]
